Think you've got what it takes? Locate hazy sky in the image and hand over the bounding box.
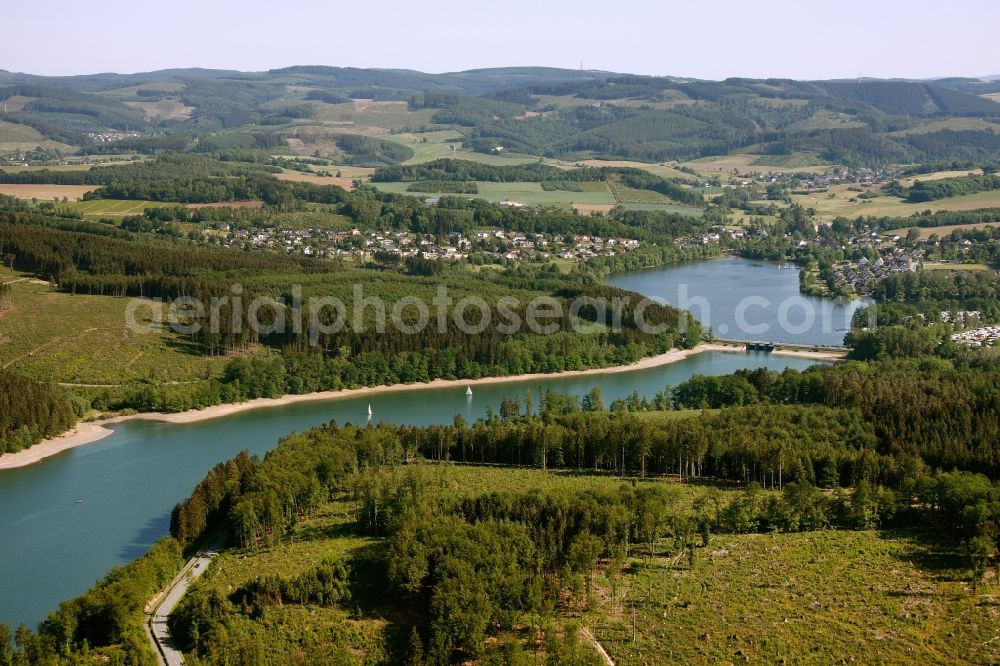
[5,0,998,80]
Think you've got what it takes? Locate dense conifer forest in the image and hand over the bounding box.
[0,370,77,454]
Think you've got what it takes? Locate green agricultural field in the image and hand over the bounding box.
[588,529,997,665]
[795,186,1000,222]
[381,129,539,166]
[477,181,615,206]
[372,180,617,208]
[619,203,704,216]
[685,153,832,176]
[66,198,171,218]
[0,269,227,385]
[922,262,990,271]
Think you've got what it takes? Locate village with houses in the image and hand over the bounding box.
[830,248,922,293]
[219,225,645,264]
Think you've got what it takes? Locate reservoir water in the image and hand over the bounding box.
[608,256,871,346]
[0,257,845,629]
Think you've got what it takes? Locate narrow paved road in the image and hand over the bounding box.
[145,534,224,666]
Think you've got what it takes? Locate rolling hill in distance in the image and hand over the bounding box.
[4,66,1000,166]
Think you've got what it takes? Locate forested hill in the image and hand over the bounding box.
[5,66,1000,165]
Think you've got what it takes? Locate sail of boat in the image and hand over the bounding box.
[466,386,473,397]
[367,403,372,416]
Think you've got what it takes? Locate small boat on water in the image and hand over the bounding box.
[466,386,473,397]
[75,499,84,504]
[367,403,372,417]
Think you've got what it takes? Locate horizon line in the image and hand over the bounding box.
[1,64,996,83]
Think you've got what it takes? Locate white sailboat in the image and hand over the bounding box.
[465,386,473,397]
[367,403,372,417]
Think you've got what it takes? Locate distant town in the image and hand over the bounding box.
[219,226,644,263]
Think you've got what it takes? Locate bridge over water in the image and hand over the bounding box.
[713,338,849,353]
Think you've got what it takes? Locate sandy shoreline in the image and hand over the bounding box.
[0,343,843,470]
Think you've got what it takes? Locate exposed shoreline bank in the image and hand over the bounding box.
[0,343,844,470]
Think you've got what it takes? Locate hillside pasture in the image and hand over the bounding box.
[373,180,616,208]
[684,153,831,175]
[475,181,614,207]
[384,130,464,162]
[892,117,1000,135]
[310,100,438,131]
[548,158,696,181]
[0,119,46,143]
[124,99,195,120]
[916,222,1000,240]
[793,185,1000,221]
[898,168,984,187]
[0,119,73,153]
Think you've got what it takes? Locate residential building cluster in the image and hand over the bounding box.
[831,250,921,293]
[737,167,891,190]
[220,226,642,263]
[85,131,142,143]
